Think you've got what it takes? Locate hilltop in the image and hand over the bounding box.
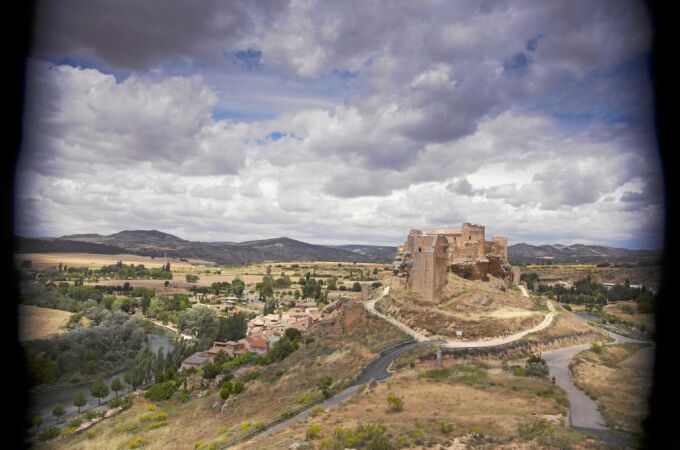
[15,230,661,266]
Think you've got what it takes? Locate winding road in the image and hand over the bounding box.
[365,286,557,348]
[239,285,649,447]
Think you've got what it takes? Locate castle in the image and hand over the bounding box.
[392,222,518,301]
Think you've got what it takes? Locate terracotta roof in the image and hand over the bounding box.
[246,335,268,348]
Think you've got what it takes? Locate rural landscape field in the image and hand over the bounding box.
[13,1,667,448]
[16,228,659,449]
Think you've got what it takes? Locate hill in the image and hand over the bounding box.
[18,231,395,265]
[508,243,661,264]
[16,230,660,266]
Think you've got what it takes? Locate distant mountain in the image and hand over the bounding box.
[16,237,128,255]
[16,230,660,266]
[508,243,661,264]
[18,231,395,265]
[332,245,397,261]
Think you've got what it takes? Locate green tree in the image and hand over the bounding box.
[32,415,44,430]
[73,391,87,413]
[231,278,245,297]
[52,403,65,424]
[284,327,302,343]
[352,282,362,292]
[91,376,110,405]
[110,377,123,397]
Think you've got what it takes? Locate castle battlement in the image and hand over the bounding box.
[393,222,512,300]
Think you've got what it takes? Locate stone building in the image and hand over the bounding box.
[393,222,517,301]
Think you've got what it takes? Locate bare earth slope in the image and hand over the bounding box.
[376,274,544,339]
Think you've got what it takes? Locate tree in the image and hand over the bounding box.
[327,277,337,290]
[91,376,110,405]
[284,327,302,343]
[352,282,362,292]
[73,391,87,413]
[110,377,123,397]
[186,274,199,283]
[52,403,65,424]
[231,278,245,297]
[32,415,44,430]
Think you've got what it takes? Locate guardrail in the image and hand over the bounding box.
[218,337,416,448]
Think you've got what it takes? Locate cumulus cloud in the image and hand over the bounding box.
[16,0,664,249]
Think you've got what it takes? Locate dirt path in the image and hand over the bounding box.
[365,286,557,348]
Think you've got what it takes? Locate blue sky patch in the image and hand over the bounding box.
[53,56,130,82]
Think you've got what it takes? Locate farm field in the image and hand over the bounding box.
[522,264,661,291]
[15,253,214,270]
[19,304,72,342]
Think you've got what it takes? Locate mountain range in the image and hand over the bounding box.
[15,230,661,265]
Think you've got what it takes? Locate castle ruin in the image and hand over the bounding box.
[392,222,518,301]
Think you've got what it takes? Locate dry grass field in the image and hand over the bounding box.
[15,253,213,270]
[524,306,611,349]
[41,302,408,450]
[603,302,654,332]
[19,304,72,342]
[522,264,661,290]
[570,343,653,434]
[239,361,600,449]
[375,274,544,339]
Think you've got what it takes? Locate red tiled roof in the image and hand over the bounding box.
[246,335,268,348]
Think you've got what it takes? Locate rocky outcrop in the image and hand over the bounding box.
[449,255,516,285]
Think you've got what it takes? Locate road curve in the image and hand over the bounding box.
[255,340,423,440]
[365,286,557,349]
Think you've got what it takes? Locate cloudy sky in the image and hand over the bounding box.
[16,0,664,249]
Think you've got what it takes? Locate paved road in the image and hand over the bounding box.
[256,340,423,440]
[244,287,648,447]
[543,329,652,446]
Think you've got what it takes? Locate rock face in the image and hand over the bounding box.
[392,223,518,301]
[449,255,517,285]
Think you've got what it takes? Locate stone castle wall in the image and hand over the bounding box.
[394,222,515,300]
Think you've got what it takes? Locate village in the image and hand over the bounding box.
[179,277,373,372]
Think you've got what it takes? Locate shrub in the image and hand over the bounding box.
[310,405,325,417]
[146,404,157,411]
[420,367,450,379]
[242,370,260,383]
[562,304,573,311]
[438,420,453,434]
[307,424,322,440]
[37,425,61,441]
[253,421,263,429]
[591,342,605,354]
[387,394,404,412]
[239,421,251,431]
[279,406,294,418]
[513,367,528,377]
[320,423,392,450]
[232,381,245,394]
[68,417,83,428]
[220,387,230,400]
[179,389,190,403]
[144,381,177,401]
[127,435,147,448]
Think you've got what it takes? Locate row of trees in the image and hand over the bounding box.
[529,274,655,312]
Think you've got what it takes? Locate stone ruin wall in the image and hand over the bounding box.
[393,222,517,301]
